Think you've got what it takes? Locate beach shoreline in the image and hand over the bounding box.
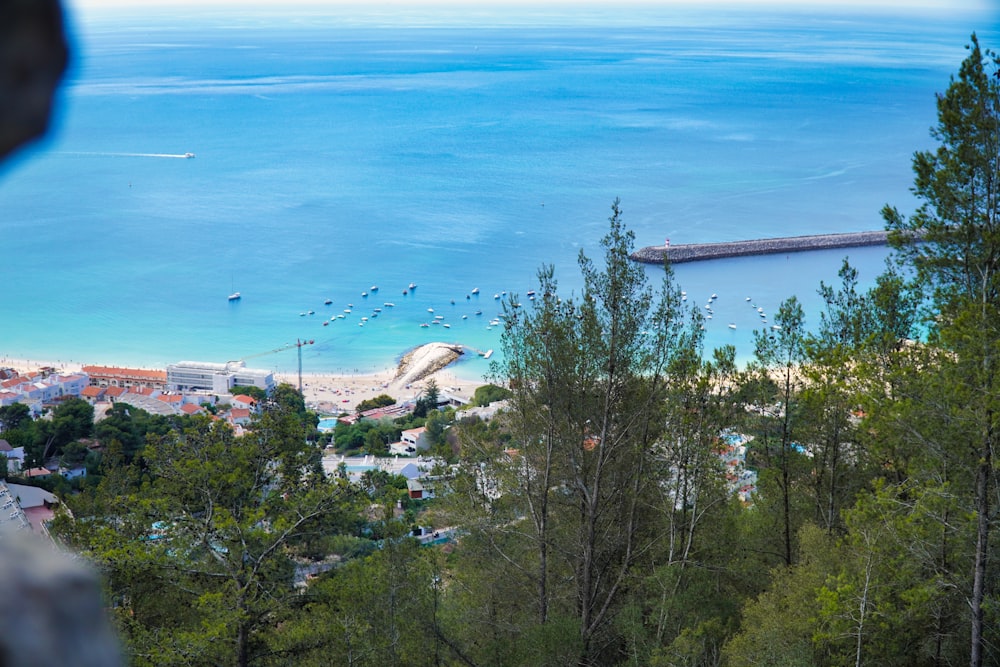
[0,342,492,416]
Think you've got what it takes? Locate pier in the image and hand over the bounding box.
[629,230,891,265]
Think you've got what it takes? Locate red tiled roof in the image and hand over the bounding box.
[157,394,183,403]
[232,395,256,405]
[81,386,105,397]
[181,403,203,414]
[105,386,126,397]
[82,365,167,381]
[230,408,251,418]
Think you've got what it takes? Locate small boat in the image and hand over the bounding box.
[745,297,751,302]
[420,323,430,328]
[711,293,718,299]
[228,292,241,301]
[370,285,379,292]
[409,282,417,290]
[384,302,395,307]
[361,292,367,297]
[462,315,468,319]
[184,152,195,159]
[348,303,354,308]
[373,308,382,313]
[771,324,782,330]
[344,309,352,313]
[323,321,328,326]
[338,314,345,319]
[428,307,434,313]
[471,287,480,294]
[434,315,444,320]
[526,290,536,297]
[324,299,332,305]
[706,315,713,320]
[728,323,736,329]
[443,323,451,328]
[494,293,500,299]
[475,310,482,316]
[403,289,407,295]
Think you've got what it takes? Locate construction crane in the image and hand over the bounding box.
[231,338,315,395]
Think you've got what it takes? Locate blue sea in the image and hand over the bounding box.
[0,2,995,380]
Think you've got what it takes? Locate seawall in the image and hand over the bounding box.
[630,230,891,265]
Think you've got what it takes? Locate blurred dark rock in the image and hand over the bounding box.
[0,535,122,667]
[0,0,68,158]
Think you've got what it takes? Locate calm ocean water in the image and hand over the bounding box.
[0,3,995,379]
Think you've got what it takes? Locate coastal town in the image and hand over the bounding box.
[0,347,760,550]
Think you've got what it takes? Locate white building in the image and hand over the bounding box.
[400,426,430,452]
[166,361,275,394]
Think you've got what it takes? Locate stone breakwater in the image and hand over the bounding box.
[629,230,891,265]
[393,342,464,387]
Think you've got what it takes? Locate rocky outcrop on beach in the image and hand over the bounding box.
[393,342,464,387]
[630,231,892,265]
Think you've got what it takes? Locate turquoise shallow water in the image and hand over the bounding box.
[0,4,995,380]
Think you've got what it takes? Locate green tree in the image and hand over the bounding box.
[471,383,512,407]
[25,397,95,467]
[355,394,395,413]
[0,402,31,431]
[748,296,809,566]
[94,402,174,463]
[800,259,871,534]
[881,34,1000,666]
[447,199,700,664]
[723,524,844,667]
[413,380,439,419]
[230,385,267,401]
[55,407,359,667]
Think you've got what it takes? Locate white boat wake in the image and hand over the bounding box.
[58,151,195,159]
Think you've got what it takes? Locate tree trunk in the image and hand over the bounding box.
[970,443,990,667]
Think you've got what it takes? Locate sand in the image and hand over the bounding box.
[278,342,487,413]
[1,342,491,416]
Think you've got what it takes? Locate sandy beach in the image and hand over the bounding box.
[276,343,491,413]
[1,342,492,416]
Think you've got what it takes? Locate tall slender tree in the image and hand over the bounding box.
[882,34,1000,667]
[447,199,699,664]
